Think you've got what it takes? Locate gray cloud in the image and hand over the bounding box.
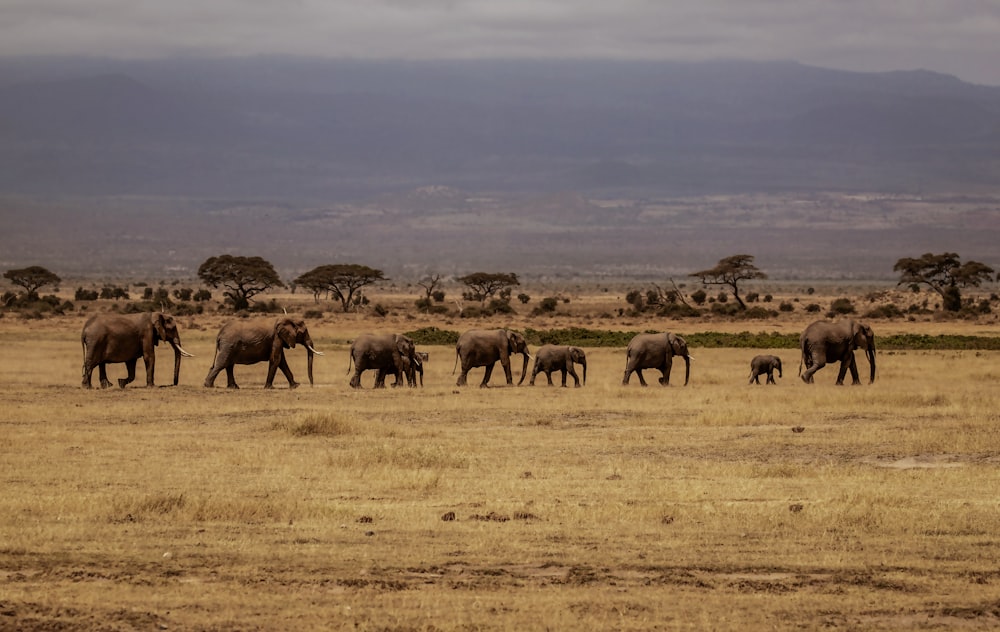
[3,1,999,85]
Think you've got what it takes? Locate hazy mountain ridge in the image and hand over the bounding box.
[2,57,1000,198]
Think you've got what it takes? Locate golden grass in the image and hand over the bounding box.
[1,313,999,629]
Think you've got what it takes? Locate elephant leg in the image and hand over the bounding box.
[568,366,580,387]
[767,371,776,385]
[529,364,540,386]
[98,363,113,389]
[204,362,223,388]
[658,358,673,386]
[375,370,387,389]
[275,354,298,389]
[559,368,568,387]
[481,363,495,388]
[82,362,94,389]
[501,360,513,385]
[225,366,239,389]
[749,370,759,385]
[456,359,471,387]
[142,351,155,387]
[801,359,824,383]
[634,368,648,387]
[838,353,861,386]
[350,369,363,388]
[119,359,138,389]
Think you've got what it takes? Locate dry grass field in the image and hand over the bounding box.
[1,306,999,630]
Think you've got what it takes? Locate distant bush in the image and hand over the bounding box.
[828,298,856,316]
[75,287,99,301]
[864,304,904,319]
[745,292,759,303]
[739,306,778,319]
[690,289,707,305]
[805,304,822,313]
[779,301,794,312]
[193,289,212,302]
[656,303,701,318]
[303,309,324,319]
[405,327,460,345]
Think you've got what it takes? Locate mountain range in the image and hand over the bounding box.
[1,57,998,280]
[2,57,999,198]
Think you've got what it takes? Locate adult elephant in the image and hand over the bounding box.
[799,319,876,385]
[375,351,427,388]
[81,312,193,389]
[348,333,421,388]
[529,345,586,387]
[622,332,691,386]
[454,329,530,387]
[204,317,322,389]
[749,354,782,385]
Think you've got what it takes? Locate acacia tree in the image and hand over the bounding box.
[295,264,386,312]
[3,266,61,300]
[689,254,766,310]
[457,272,519,306]
[894,252,994,311]
[197,255,283,311]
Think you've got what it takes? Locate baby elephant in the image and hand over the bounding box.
[530,345,586,387]
[749,355,782,385]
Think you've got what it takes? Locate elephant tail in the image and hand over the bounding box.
[346,349,354,375]
[452,347,460,375]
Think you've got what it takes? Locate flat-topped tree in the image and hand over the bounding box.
[197,255,283,311]
[689,254,766,310]
[457,272,519,306]
[295,264,386,313]
[894,252,995,312]
[3,266,61,300]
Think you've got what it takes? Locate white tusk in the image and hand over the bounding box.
[176,345,194,358]
[687,355,694,361]
[307,345,324,356]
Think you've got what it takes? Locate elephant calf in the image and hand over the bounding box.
[529,345,586,387]
[749,355,782,385]
[348,333,421,388]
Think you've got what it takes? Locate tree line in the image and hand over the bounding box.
[3,252,997,316]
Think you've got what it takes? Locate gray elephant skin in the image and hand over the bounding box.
[454,329,530,387]
[204,317,322,389]
[375,351,427,388]
[799,319,876,385]
[749,354,782,385]
[622,332,691,386]
[530,345,586,387]
[81,312,193,389]
[348,333,421,388]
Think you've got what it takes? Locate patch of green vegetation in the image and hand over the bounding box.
[405,327,461,345]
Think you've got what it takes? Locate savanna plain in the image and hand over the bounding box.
[2,296,1000,630]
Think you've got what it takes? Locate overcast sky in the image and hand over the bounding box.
[4,1,1000,85]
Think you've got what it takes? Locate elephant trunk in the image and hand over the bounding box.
[683,354,690,386]
[305,335,316,386]
[867,344,876,384]
[777,361,783,378]
[517,352,529,386]
[580,358,587,386]
[172,345,181,386]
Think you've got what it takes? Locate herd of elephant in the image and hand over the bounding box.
[79,313,877,390]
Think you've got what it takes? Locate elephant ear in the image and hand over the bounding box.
[394,334,409,356]
[152,313,168,345]
[505,330,517,353]
[276,320,297,348]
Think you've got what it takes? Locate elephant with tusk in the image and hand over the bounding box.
[204,317,322,389]
[81,311,193,389]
